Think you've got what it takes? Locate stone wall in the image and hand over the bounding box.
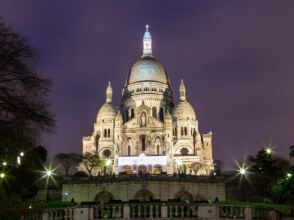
[62,176,225,203]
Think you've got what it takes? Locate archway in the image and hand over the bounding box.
[174,190,193,202]
[153,165,162,174]
[94,191,114,204]
[134,189,154,201]
[122,165,132,174]
[138,165,147,174]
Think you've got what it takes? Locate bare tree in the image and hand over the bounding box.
[0,18,54,159]
[54,153,82,175]
[81,152,101,177]
[189,162,207,175]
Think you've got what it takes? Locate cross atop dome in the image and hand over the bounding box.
[142,24,153,57]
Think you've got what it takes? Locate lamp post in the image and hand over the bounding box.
[43,167,55,202]
[17,151,25,165]
[239,168,247,175]
[0,173,5,179]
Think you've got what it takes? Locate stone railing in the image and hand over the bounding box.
[62,174,225,183]
[39,203,283,220]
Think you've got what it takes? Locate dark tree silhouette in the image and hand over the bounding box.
[81,152,101,177]
[0,18,54,160]
[54,153,82,175]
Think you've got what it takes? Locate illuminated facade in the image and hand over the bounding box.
[81,25,214,175]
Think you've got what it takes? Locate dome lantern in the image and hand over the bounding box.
[142,24,153,57]
[179,79,186,101]
[106,81,113,103]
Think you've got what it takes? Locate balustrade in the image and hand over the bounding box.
[219,205,245,219]
[252,207,271,220]
[129,203,161,218]
[93,204,123,219]
[26,202,282,220]
[167,203,198,218]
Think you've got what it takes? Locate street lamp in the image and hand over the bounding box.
[265,146,272,155]
[239,168,246,175]
[43,166,56,201]
[105,159,112,167]
[238,164,248,176]
[2,161,7,167]
[287,173,292,178]
[20,152,24,157]
[0,173,5,179]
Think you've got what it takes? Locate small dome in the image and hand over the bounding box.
[126,56,168,85]
[173,101,196,120]
[97,103,117,122]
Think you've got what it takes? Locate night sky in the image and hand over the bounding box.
[1,1,293,169]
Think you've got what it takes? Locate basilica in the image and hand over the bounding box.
[81,25,214,175]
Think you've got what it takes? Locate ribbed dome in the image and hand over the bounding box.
[97,103,117,122]
[126,56,168,85]
[173,101,196,120]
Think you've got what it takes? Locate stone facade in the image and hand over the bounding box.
[62,176,225,203]
[80,25,214,175]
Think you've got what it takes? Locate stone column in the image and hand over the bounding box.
[161,205,168,218]
[123,204,130,219]
[41,212,48,220]
[244,207,252,220]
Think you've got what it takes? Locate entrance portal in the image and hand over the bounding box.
[138,165,147,174]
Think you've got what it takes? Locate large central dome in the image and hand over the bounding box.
[126,56,168,85]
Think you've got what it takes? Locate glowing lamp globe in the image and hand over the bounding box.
[105,159,112,167]
[46,170,53,177]
[239,168,246,175]
[265,148,272,154]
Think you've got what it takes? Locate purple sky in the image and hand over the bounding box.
[1,1,293,168]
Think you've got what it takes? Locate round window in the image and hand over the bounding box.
[103,149,111,158]
[180,147,189,156]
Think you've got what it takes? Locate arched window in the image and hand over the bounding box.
[157,145,160,155]
[127,138,132,156]
[131,108,135,118]
[108,129,110,137]
[141,136,146,151]
[128,145,131,156]
[104,129,107,137]
[159,108,164,121]
[152,107,157,119]
[155,137,161,155]
[141,112,146,126]
[184,127,187,135]
[181,127,184,136]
